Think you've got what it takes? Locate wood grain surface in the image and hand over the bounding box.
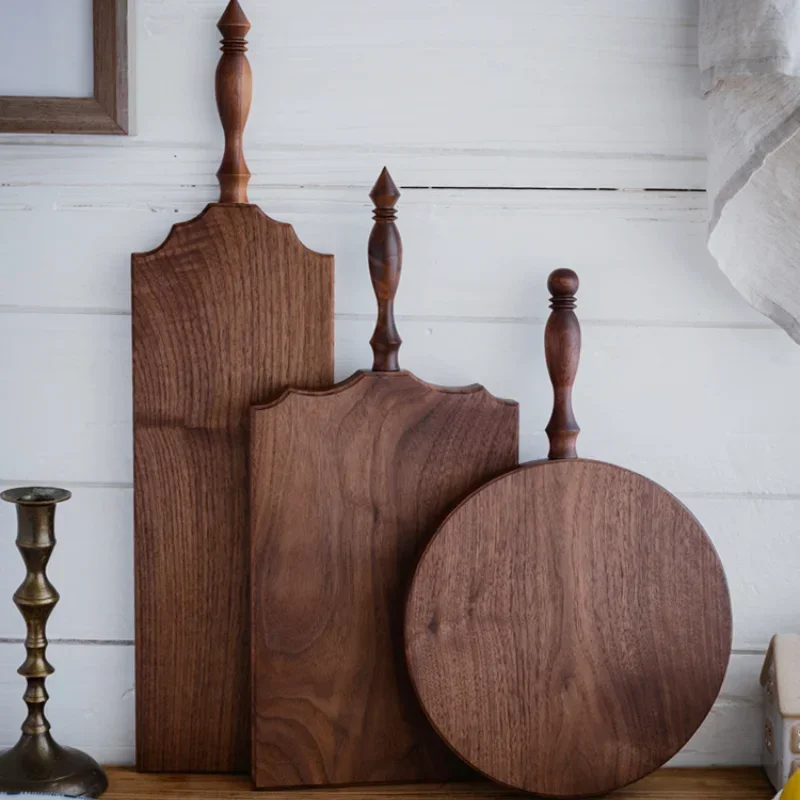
[405,459,732,798]
[101,767,774,799]
[250,169,517,787]
[93,0,129,134]
[132,202,333,772]
[250,371,518,787]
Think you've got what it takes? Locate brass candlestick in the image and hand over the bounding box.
[0,487,108,798]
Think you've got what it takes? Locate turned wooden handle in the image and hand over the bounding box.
[545,269,581,460]
[215,0,252,204]
[368,167,403,372]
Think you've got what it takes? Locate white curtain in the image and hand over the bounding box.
[701,0,800,342]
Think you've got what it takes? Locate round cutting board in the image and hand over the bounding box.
[405,459,732,797]
[404,271,732,798]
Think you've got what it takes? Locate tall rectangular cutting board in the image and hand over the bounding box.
[249,169,519,787]
[132,2,334,773]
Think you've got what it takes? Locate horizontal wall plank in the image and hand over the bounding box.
[141,0,704,164]
[342,321,798,497]
[0,314,133,486]
[0,643,134,765]
[0,142,705,192]
[0,188,762,327]
[669,653,762,767]
[0,0,705,189]
[0,487,792,651]
[0,645,761,768]
[1,314,799,495]
[681,497,800,653]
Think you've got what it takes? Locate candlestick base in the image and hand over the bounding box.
[0,732,108,797]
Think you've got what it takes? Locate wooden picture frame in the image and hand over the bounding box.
[0,0,128,134]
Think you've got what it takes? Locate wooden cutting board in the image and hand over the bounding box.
[405,270,733,798]
[249,169,519,788]
[132,1,334,773]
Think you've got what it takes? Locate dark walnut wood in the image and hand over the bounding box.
[249,168,519,788]
[101,767,775,799]
[545,268,580,460]
[250,373,518,788]
[133,205,333,773]
[406,460,732,797]
[0,0,128,134]
[369,167,403,371]
[404,269,732,798]
[215,0,252,203]
[132,3,334,773]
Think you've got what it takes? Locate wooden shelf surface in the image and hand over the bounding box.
[104,768,774,798]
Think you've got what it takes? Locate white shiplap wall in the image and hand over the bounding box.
[0,0,792,767]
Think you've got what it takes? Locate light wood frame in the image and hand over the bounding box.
[0,0,128,134]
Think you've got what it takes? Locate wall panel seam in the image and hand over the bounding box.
[0,307,775,331]
[1,481,798,503]
[0,641,765,659]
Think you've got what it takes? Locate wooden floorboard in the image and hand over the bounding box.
[104,768,774,798]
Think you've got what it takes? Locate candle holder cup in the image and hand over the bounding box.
[0,486,108,798]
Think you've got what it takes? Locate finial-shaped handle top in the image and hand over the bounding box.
[215,0,252,203]
[545,268,581,460]
[368,167,403,372]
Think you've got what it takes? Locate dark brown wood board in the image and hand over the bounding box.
[132,2,334,773]
[404,270,732,798]
[249,170,519,788]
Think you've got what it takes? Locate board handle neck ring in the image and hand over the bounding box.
[368,167,403,372]
[545,268,581,460]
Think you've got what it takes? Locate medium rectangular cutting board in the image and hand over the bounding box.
[132,2,334,773]
[249,170,519,788]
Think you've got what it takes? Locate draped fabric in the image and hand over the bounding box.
[701,0,800,342]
